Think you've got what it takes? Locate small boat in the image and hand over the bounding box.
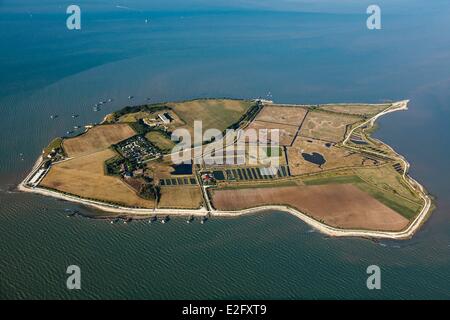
[73,126,79,129]
[149,215,157,223]
[71,114,79,118]
[66,130,73,135]
[50,115,58,119]
[187,215,194,223]
[108,98,113,102]
[65,209,79,217]
[128,95,134,100]
[200,216,208,224]
[161,215,170,224]
[110,218,119,224]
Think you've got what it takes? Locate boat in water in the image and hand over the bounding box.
[161,216,170,224]
[65,209,79,217]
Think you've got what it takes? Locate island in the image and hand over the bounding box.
[19,98,433,239]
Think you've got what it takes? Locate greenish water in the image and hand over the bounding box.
[0,2,449,299]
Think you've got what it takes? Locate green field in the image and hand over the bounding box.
[118,111,153,123]
[43,137,64,157]
[145,131,175,152]
[264,146,282,157]
[302,175,364,185]
[214,179,299,191]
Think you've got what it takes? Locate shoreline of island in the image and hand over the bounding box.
[17,99,433,240]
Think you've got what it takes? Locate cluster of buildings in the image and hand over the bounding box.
[200,173,216,185]
[142,112,173,128]
[115,135,161,165]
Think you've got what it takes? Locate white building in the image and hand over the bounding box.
[158,113,170,124]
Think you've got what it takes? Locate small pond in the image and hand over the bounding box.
[171,163,192,175]
[301,152,326,166]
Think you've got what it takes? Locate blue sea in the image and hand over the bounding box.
[0,0,449,299]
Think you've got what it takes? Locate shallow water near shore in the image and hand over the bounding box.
[1,2,450,299]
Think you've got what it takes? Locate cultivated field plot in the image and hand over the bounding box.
[118,111,153,123]
[300,169,422,220]
[355,166,422,205]
[204,165,291,183]
[158,186,203,209]
[299,110,361,143]
[246,120,298,146]
[211,184,409,231]
[167,99,254,135]
[145,131,175,152]
[160,177,197,186]
[146,158,179,181]
[254,105,308,126]
[62,124,135,157]
[318,103,390,116]
[40,149,155,208]
[287,137,379,175]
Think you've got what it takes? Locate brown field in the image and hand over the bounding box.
[146,158,179,181]
[299,110,361,142]
[211,184,409,231]
[254,105,308,126]
[158,186,203,209]
[40,149,155,208]
[318,104,390,116]
[63,124,135,157]
[246,120,298,146]
[287,137,380,175]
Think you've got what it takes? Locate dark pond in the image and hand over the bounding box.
[171,163,192,175]
[301,152,326,166]
[213,171,225,180]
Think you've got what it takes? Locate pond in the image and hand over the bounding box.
[171,163,192,175]
[213,171,225,180]
[301,152,326,166]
